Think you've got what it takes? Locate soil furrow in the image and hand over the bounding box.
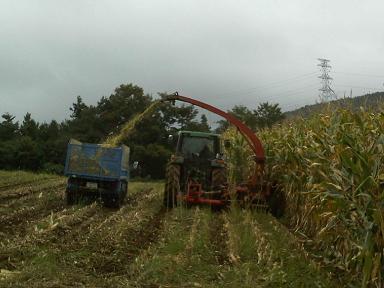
[209,213,229,266]
[31,183,158,249]
[82,189,165,275]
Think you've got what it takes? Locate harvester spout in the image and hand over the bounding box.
[162,92,265,163]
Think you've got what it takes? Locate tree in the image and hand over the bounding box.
[215,102,284,132]
[13,136,41,170]
[182,114,211,132]
[216,105,257,133]
[0,141,17,169]
[131,144,171,179]
[20,113,39,139]
[199,114,210,132]
[97,84,153,137]
[254,102,285,129]
[70,96,87,119]
[0,113,19,141]
[158,94,199,129]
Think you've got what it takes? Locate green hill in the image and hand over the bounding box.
[285,91,384,119]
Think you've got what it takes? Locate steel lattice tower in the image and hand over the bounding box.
[318,58,336,102]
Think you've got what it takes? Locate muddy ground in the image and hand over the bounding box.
[0,171,340,287]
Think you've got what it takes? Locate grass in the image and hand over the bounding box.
[0,170,57,188]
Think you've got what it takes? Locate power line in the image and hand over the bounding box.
[335,84,383,90]
[226,81,318,101]
[213,71,318,98]
[207,66,383,110]
[333,71,384,78]
[226,84,318,107]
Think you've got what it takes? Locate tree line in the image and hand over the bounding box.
[0,83,284,178]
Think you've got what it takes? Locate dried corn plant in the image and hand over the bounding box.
[222,128,255,185]
[260,108,384,287]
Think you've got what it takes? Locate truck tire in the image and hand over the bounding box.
[211,168,227,188]
[65,189,75,205]
[163,164,180,208]
[121,181,128,204]
[103,193,121,208]
[111,193,121,208]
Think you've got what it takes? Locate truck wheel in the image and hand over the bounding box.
[163,164,180,208]
[65,189,75,205]
[211,168,227,188]
[121,181,128,204]
[111,194,121,208]
[103,193,121,208]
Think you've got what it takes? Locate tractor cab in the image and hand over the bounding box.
[171,131,225,169]
[162,94,278,214]
[176,131,221,160]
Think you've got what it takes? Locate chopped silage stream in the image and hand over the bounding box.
[0,172,340,287]
[103,100,162,146]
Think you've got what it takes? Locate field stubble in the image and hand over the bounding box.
[0,171,339,287]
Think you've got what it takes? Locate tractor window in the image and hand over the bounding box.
[181,137,216,158]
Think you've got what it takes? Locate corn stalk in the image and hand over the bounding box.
[259,108,383,287]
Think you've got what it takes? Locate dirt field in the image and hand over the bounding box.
[0,171,339,287]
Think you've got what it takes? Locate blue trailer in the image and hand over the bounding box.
[64,139,130,208]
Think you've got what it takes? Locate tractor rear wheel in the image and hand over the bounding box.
[163,164,180,208]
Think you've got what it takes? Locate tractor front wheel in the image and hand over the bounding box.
[163,164,180,208]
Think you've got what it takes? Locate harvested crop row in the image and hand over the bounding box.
[0,182,165,288]
[223,208,335,287]
[0,181,154,242]
[126,207,228,288]
[0,182,149,254]
[0,181,66,236]
[79,183,165,276]
[0,203,100,270]
[209,212,229,266]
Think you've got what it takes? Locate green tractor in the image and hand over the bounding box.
[161,93,283,215]
[163,131,228,208]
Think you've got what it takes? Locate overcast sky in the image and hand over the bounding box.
[1,0,384,123]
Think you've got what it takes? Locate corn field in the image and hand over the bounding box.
[1,106,383,287]
[258,107,384,287]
